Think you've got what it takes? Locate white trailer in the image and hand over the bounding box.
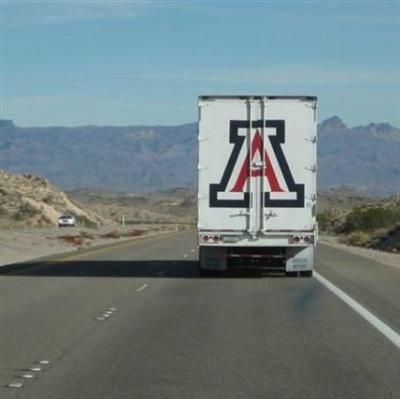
[197,95,317,276]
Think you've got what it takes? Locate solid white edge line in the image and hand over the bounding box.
[314,271,400,349]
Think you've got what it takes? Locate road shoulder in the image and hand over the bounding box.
[320,235,400,270]
[316,243,400,333]
[0,227,175,269]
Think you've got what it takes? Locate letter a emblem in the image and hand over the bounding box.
[230,130,283,193]
[209,120,304,208]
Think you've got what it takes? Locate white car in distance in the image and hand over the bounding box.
[58,214,76,228]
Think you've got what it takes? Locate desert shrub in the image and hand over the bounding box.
[79,231,95,240]
[42,194,55,204]
[341,206,400,233]
[100,231,121,239]
[12,212,24,221]
[58,235,85,246]
[12,203,39,221]
[125,229,146,237]
[317,212,332,232]
[58,231,94,246]
[368,224,400,253]
[0,206,8,216]
[339,231,371,247]
[20,203,40,217]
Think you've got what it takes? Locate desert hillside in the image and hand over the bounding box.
[0,170,109,228]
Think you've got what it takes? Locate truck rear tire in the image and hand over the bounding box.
[300,270,313,277]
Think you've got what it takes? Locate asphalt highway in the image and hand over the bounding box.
[0,232,399,399]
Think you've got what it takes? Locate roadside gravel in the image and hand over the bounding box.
[320,235,400,270]
[0,225,173,267]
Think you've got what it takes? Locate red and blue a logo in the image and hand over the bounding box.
[209,120,304,208]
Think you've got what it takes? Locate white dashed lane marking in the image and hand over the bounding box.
[8,381,24,389]
[136,284,149,292]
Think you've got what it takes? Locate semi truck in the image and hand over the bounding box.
[197,95,317,276]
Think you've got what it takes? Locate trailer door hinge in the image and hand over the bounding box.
[264,210,277,219]
[306,101,317,110]
[305,101,317,121]
[305,136,317,143]
[305,165,317,173]
[231,211,249,217]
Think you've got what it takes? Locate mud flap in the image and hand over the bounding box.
[286,246,314,272]
[199,246,228,271]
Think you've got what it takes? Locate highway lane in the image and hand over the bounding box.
[0,232,399,398]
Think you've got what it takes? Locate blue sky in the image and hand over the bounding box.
[1,0,399,127]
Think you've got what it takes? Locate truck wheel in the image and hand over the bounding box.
[300,270,313,277]
[285,271,298,277]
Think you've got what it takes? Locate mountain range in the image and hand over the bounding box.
[0,117,399,194]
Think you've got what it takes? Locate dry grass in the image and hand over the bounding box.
[100,231,122,239]
[124,229,146,237]
[58,235,86,246]
[339,231,371,247]
[99,229,146,239]
[58,229,147,247]
[58,231,96,246]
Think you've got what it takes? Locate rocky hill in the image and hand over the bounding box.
[0,117,399,194]
[0,170,109,228]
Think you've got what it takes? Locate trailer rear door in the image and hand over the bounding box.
[198,96,317,234]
